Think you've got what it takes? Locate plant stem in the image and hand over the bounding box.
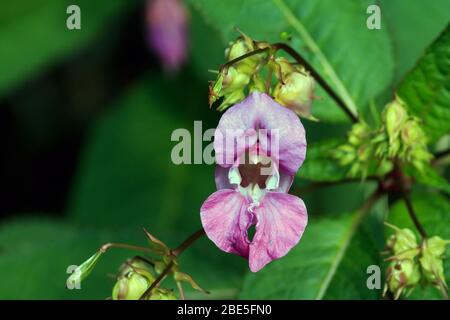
[220,47,270,72]
[99,243,161,255]
[172,229,206,257]
[401,190,428,239]
[395,163,428,239]
[140,228,206,299]
[273,42,358,123]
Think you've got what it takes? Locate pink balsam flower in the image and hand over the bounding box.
[146,0,188,72]
[201,92,308,272]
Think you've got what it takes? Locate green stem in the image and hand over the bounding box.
[273,42,358,123]
[140,228,206,299]
[99,243,161,255]
[272,0,359,120]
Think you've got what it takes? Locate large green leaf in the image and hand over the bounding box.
[0,218,245,299]
[388,192,450,299]
[189,0,394,123]
[380,0,450,84]
[239,196,385,299]
[397,24,450,143]
[0,0,137,97]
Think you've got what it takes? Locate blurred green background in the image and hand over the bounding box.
[0,0,449,299]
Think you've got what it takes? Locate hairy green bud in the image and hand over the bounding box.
[385,259,421,299]
[384,96,408,143]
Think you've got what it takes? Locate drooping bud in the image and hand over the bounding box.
[225,37,261,75]
[209,67,250,110]
[384,96,408,143]
[272,59,316,119]
[146,0,188,72]
[385,224,419,260]
[112,257,156,300]
[112,271,152,300]
[384,259,421,299]
[348,122,371,146]
[419,236,449,290]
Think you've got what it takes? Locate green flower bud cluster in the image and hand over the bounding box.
[334,122,392,178]
[112,257,176,300]
[209,34,269,111]
[209,32,316,119]
[333,96,432,178]
[376,96,432,172]
[383,224,450,299]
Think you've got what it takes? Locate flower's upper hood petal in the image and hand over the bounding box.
[214,92,306,176]
[249,192,308,272]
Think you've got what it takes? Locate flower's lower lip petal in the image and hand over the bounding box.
[249,192,308,272]
[200,189,252,257]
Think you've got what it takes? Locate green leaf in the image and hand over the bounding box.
[189,0,394,123]
[380,0,450,83]
[397,24,450,143]
[0,0,137,97]
[239,196,385,299]
[0,218,245,299]
[406,165,450,196]
[388,192,450,299]
[298,139,348,182]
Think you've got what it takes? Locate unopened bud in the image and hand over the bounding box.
[273,69,315,119]
[385,259,421,299]
[148,288,178,300]
[419,237,448,289]
[384,96,408,142]
[112,257,155,300]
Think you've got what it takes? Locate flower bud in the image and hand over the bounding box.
[385,225,421,261]
[401,120,425,146]
[385,259,421,299]
[148,288,177,300]
[384,96,408,142]
[348,122,370,146]
[273,69,315,119]
[225,36,263,76]
[112,271,151,300]
[209,67,250,110]
[112,257,155,300]
[146,0,188,72]
[419,236,448,289]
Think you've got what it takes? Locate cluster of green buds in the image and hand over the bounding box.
[375,96,432,172]
[66,229,207,300]
[333,96,432,178]
[383,223,449,299]
[209,31,316,120]
[333,122,392,178]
